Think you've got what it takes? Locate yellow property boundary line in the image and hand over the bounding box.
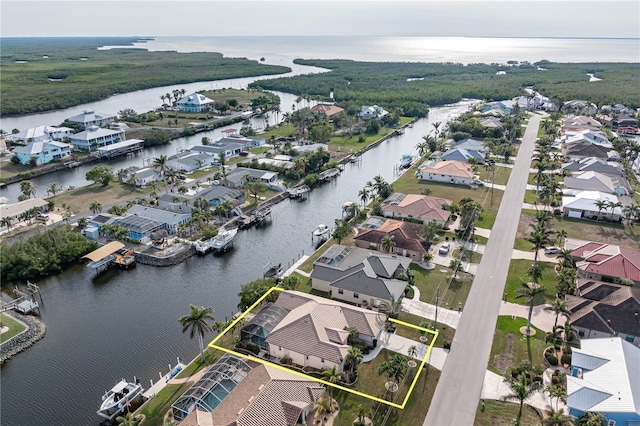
[208,286,438,409]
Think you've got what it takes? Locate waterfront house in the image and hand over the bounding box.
[0,198,49,222]
[310,244,411,308]
[560,116,602,134]
[68,126,125,151]
[175,92,214,112]
[380,193,452,226]
[67,110,116,129]
[311,103,344,118]
[563,157,624,177]
[416,160,475,185]
[562,190,623,221]
[566,279,640,345]
[570,241,640,286]
[478,116,503,128]
[172,354,325,426]
[563,171,631,196]
[13,140,73,165]
[242,291,386,371]
[122,205,191,237]
[120,167,162,187]
[158,186,244,213]
[354,218,431,260]
[563,100,598,116]
[226,167,285,191]
[479,100,513,116]
[7,125,73,145]
[566,337,640,424]
[166,152,216,172]
[359,105,388,120]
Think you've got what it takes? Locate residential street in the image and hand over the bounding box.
[424,114,543,425]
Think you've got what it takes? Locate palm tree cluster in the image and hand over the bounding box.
[160,88,187,107]
[533,137,564,209]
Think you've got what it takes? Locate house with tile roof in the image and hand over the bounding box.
[242,291,386,372]
[571,241,640,285]
[172,353,325,426]
[563,141,619,162]
[416,160,475,185]
[563,157,624,177]
[310,244,411,309]
[354,218,430,260]
[563,171,631,196]
[66,110,115,129]
[562,190,623,221]
[176,92,214,112]
[13,140,73,165]
[563,100,598,116]
[359,105,388,120]
[566,279,640,345]
[7,125,73,145]
[566,337,640,424]
[311,103,344,118]
[380,193,452,226]
[561,116,602,133]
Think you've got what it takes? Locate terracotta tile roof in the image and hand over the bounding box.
[381,194,452,223]
[573,242,640,282]
[417,160,475,178]
[354,219,430,255]
[311,104,344,117]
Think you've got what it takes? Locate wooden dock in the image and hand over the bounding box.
[318,168,340,181]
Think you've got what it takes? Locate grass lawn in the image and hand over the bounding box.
[517,210,640,248]
[136,382,192,425]
[504,260,557,304]
[476,165,512,186]
[298,239,335,272]
[452,247,483,264]
[411,264,473,311]
[488,316,547,374]
[474,399,542,426]
[0,313,27,343]
[396,311,454,348]
[329,129,397,153]
[52,182,151,214]
[334,349,441,426]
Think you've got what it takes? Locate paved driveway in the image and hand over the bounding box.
[424,114,543,425]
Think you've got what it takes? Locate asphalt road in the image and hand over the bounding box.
[424,114,543,425]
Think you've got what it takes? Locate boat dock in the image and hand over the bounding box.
[0,281,41,314]
[141,360,186,400]
[287,184,310,199]
[81,241,136,273]
[318,168,341,181]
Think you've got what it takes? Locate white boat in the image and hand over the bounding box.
[211,228,238,251]
[313,224,330,237]
[400,153,413,169]
[97,379,143,421]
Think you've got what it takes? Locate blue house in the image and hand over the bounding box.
[13,140,73,165]
[567,337,640,425]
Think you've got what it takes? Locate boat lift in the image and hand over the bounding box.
[82,241,126,273]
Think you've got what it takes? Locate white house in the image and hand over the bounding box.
[416,160,475,185]
[359,105,388,120]
[176,92,214,112]
[13,140,73,165]
[121,167,162,187]
[68,126,125,151]
[7,125,73,145]
[564,100,598,116]
[67,110,116,129]
[166,152,216,172]
[562,190,623,220]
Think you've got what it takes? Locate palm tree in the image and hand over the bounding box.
[20,180,37,199]
[607,200,622,220]
[527,227,554,267]
[420,221,441,244]
[345,347,363,377]
[0,216,14,231]
[503,372,544,426]
[218,152,227,184]
[358,188,370,207]
[559,321,578,352]
[46,182,60,197]
[313,395,333,426]
[432,121,442,140]
[356,404,371,426]
[545,384,567,412]
[321,365,343,408]
[542,407,573,426]
[577,411,606,426]
[422,252,433,266]
[90,201,102,215]
[422,133,437,153]
[545,328,563,357]
[556,249,574,271]
[555,229,568,248]
[153,155,170,194]
[381,235,396,253]
[415,141,429,157]
[516,279,546,335]
[379,354,407,384]
[378,294,402,319]
[407,345,418,358]
[178,305,215,363]
[545,298,571,328]
[594,199,608,221]
[116,412,139,426]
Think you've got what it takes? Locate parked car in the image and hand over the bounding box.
[239,151,249,157]
[36,214,49,222]
[544,246,560,254]
[439,242,451,255]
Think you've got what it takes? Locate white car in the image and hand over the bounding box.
[544,246,560,255]
[439,242,451,255]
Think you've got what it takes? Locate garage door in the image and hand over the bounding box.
[567,210,582,218]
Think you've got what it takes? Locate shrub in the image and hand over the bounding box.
[561,353,572,366]
[281,356,293,365]
[546,354,559,366]
[372,339,377,348]
[443,341,451,350]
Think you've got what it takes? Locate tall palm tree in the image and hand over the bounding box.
[358,188,370,207]
[20,180,37,199]
[378,294,402,319]
[313,396,333,426]
[527,227,554,267]
[153,155,170,194]
[555,229,568,248]
[432,121,442,140]
[542,407,573,426]
[503,372,544,426]
[545,384,567,413]
[356,404,371,426]
[46,182,60,197]
[516,279,546,335]
[90,201,102,215]
[178,305,215,363]
[545,298,571,328]
[379,354,407,384]
[321,365,343,408]
[381,235,396,253]
[345,347,363,377]
[607,201,622,220]
[594,199,608,221]
[420,221,441,244]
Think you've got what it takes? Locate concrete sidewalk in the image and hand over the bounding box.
[498,301,557,332]
[511,249,561,263]
[401,296,462,329]
[362,331,449,370]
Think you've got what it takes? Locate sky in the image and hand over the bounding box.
[1,1,639,39]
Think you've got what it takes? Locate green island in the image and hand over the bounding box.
[0,37,290,115]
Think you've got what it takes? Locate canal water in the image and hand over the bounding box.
[0,93,473,424]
